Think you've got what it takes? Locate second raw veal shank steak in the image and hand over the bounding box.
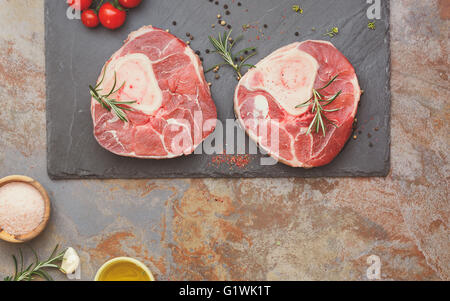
[234,41,361,167]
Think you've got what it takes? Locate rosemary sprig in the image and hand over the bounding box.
[296,75,342,136]
[4,245,66,281]
[207,30,257,80]
[89,64,136,122]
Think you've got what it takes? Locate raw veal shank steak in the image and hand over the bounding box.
[91,26,217,158]
[234,41,361,167]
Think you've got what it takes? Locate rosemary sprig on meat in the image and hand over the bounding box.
[89,64,136,122]
[4,245,66,281]
[207,30,257,80]
[296,75,342,137]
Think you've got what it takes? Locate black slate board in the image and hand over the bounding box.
[46,0,391,179]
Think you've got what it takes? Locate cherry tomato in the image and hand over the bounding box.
[67,0,92,11]
[118,0,142,8]
[99,2,127,30]
[81,9,100,28]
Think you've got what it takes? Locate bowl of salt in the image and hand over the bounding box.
[0,175,51,243]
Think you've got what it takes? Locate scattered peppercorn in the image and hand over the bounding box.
[263,24,268,28]
[369,142,374,147]
[215,74,220,80]
[172,21,177,26]
[295,32,299,36]
[214,1,219,5]
[374,127,379,131]
[237,2,242,6]
[368,133,372,138]
[195,50,201,55]
[225,10,230,15]
[227,24,232,29]
[205,49,210,54]
[224,4,228,9]
[190,35,194,40]
[186,32,191,37]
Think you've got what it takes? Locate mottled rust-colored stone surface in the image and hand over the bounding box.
[0,0,448,280]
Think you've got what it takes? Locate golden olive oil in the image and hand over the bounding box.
[98,261,150,281]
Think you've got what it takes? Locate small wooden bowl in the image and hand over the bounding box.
[0,175,51,243]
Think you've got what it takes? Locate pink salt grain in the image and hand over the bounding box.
[0,182,45,236]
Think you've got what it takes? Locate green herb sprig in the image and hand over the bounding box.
[207,30,257,80]
[324,26,339,38]
[4,245,66,281]
[296,75,342,136]
[89,64,136,122]
[368,21,376,30]
[292,5,303,14]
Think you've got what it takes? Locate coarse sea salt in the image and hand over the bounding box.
[0,182,45,236]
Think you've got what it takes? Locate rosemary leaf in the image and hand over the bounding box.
[90,65,136,122]
[300,75,343,136]
[208,30,257,80]
[5,245,67,281]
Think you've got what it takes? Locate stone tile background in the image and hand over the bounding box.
[0,0,448,280]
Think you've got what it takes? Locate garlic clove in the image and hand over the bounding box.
[61,247,80,275]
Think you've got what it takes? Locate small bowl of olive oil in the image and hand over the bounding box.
[94,257,155,281]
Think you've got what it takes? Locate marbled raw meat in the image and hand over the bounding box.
[91,26,217,158]
[234,41,361,167]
